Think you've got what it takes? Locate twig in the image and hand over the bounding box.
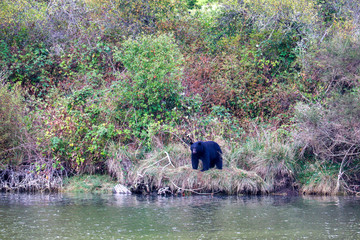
[138,151,175,177]
[169,180,218,195]
[335,145,355,193]
[163,130,191,147]
[342,180,360,195]
[320,24,333,43]
[163,151,175,168]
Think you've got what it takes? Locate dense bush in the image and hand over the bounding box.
[39,86,118,173]
[295,92,360,194]
[112,34,187,144]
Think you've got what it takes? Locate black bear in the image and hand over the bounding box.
[190,141,223,171]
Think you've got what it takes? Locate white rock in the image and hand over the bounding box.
[113,184,131,194]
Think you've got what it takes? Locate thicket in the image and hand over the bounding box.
[0,0,359,195]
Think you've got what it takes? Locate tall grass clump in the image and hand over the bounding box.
[226,127,296,193]
[106,143,142,185]
[298,161,338,195]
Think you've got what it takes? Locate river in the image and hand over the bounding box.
[0,193,359,239]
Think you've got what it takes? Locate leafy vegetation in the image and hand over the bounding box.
[1,0,360,195]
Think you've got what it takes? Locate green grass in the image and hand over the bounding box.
[62,174,118,193]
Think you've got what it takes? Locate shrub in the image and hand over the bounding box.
[0,41,55,97]
[113,34,185,144]
[0,83,26,167]
[0,0,46,46]
[294,92,360,194]
[243,0,318,30]
[39,86,119,174]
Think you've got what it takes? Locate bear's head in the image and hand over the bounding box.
[190,141,204,155]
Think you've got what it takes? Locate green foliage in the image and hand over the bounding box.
[0,41,54,97]
[58,41,113,88]
[0,0,47,46]
[182,105,245,143]
[41,87,119,173]
[113,34,185,144]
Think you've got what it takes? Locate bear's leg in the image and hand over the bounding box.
[201,155,210,171]
[191,155,199,170]
[215,154,223,169]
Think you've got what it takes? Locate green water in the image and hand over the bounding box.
[0,193,359,239]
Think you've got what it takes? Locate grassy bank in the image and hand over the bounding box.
[62,174,117,194]
[101,136,294,195]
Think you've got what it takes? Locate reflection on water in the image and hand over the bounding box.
[0,193,359,239]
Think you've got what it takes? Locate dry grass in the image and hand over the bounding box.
[107,140,298,195]
[294,98,360,195]
[129,146,267,195]
[225,128,296,193]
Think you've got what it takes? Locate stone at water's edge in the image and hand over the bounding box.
[113,184,131,194]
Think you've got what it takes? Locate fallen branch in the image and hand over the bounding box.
[169,179,218,195]
[335,145,355,194]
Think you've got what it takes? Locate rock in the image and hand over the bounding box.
[113,184,131,194]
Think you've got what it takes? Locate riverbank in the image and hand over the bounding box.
[0,171,295,196]
[0,139,356,196]
[0,137,358,196]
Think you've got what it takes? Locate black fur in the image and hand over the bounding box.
[190,141,223,171]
